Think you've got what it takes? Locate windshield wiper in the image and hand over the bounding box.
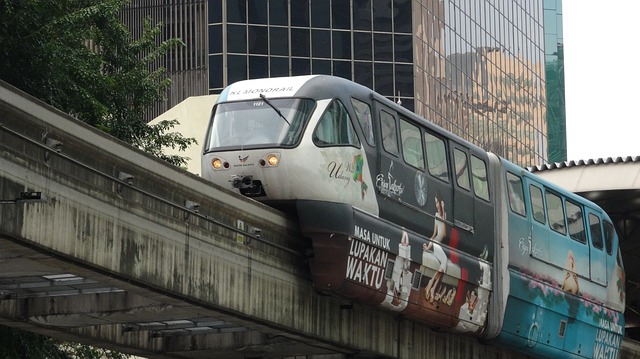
[260,93,291,126]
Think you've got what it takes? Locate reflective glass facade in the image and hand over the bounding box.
[208,0,554,167]
[543,0,566,163]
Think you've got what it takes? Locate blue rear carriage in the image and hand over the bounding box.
[495,160,625,358]
[201,75,625,358]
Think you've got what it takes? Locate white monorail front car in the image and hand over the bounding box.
[202,75,379,215]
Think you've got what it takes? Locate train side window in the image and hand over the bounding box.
[313,99,360,147]
[588,213,604,250]
[506,172,526,216]
[530,184,546,224]
[546,192,566,235]
[400,119,424,169]
[470,155,490,201]
[350,98,375,146]
[424,132,449,182]
[566,200,586,243]
[453,148,471,191]
[603,221,615,255]
[380,110,399,155]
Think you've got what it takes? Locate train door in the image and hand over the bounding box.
[469,149,494,260]
[372,102,419,228]
[504,170,530,268]
[523,179,550,264]
[585,210,607,285]
[449,143,474,237]
[423,130,454,234]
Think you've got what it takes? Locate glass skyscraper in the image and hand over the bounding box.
[123,0,566,167]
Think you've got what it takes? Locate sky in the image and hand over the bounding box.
[562,1,640,161]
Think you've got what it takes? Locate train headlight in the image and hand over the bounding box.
[267,154,279,167]
[211,157,229,170]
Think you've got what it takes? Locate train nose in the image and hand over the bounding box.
[232,175,253,188]
[231,175,265,197]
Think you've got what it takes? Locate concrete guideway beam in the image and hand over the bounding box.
[0,80,538,358]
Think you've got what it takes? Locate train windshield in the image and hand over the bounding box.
[205,98,315,151]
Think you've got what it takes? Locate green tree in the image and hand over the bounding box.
[0,325,128,359]
[0,0,194,356]
[0,0,196,166]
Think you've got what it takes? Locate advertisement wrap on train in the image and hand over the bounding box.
[201,75,626,359]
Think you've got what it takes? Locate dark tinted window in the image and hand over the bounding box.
[313,100,360,147]
[604,221,615,255]
[313,59,331,75]
[530,185,545,223]
[292,58,310,75]
[373,0,392,31]
[248,26,268,54]
[248,0,267,24]
[374,63,393,96]
[353,0,372,30]
[395,64,413,97]
[291,1,309,27]
[380,110,399,155]
[425,133,448,182]
[506,172,526,216]
[332,0,351,29]
[227,25,246,53]
[471,155,489,201]
[354,32,372,60]
[354,62,373,88]
[312,30,331,58]
[351,98,375,146]
[291,28,310,57]
[270,27,289,56]
[333,60,351,79]
[546,192,566,235]
[311,0,330,27]
[208,55,223,89]
[249,56,268,79]
[393,0,412,33]
[228,55,247,83]
[209,0,222,23]
[374,33,393,62]
[566,201,586,243]
[333,31,351,59]
[208,25,222,53]
[453,148,470,191]
[270,57,289,77]
[589,214,603,250]
[227,1,246,23]
[394,34,413,62]
[400,119,424,169]
[269,0,288,26]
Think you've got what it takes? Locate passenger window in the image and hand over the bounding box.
[546,192,566,235]
[400,119,424,169]
[566,201,586,243]
[424,132,449,182]
[506,172,526,216]
[589,214,604,250]
[470,155,489,201]
[453,148,470,191]
[313,99,360,147]
[350,98,375,146]
[380,110,399,155]
[604,221,615,255]
[530,185,546,224]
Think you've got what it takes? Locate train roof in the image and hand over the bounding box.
[216,75,612,219]
[218,75,484,153]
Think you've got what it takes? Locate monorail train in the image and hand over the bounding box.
[201,75,626,358]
